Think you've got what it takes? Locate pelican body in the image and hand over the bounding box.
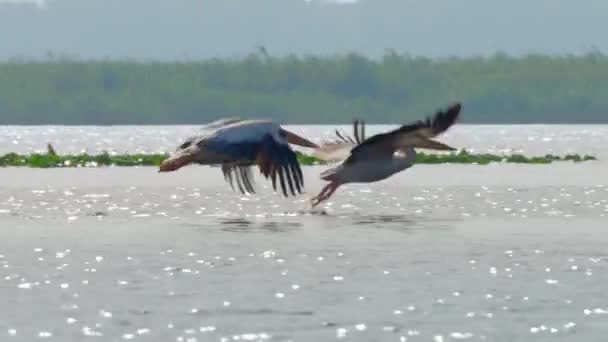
[159,118,318,197]
[311,103,462,207]
[321,148,418,184]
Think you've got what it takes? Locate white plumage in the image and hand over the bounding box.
[211,121,284,144]
[311,103,462,207]
[160,119,318,198]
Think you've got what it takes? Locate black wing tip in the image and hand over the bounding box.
[444,102,462,120]
[260,143,305,198]
[222,165,257,195]
[430,102,462,133]
[353,118,366,144]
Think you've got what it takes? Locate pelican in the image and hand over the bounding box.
[159,118,319,197]
[311,103,462,207]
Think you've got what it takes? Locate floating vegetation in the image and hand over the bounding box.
[0,150,596,168]
[0,152,166,168]
[414,150,597,165]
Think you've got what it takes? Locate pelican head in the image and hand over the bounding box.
[158,146,198,173]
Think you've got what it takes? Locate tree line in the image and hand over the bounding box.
[1,51,607,124]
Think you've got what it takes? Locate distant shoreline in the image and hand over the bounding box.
[1,53,607,124]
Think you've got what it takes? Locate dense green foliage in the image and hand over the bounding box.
[1,52,608,124]
[0,151,596,168]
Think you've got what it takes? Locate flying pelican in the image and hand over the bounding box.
[159,118,319,197]
[311,103,462,207]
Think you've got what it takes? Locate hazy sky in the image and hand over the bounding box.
[1,0,607,60]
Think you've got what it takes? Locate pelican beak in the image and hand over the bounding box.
[414,138,456,151]
[282,129,319,148]
[159,149,197,173]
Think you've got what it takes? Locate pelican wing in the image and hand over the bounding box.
[255,135,304,197]
[161,120,311,197]
[345,103,461,164]
[312,119,367,162]
[202,117,243,131]
[176,136,196,152]
[311,141,355,162]
[204,121,306,197]
[221,164,256,194]
[174,117,243,152]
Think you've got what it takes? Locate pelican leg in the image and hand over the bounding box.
[310,183,332,203]
[311,181,340,208]
[319,182,339,204]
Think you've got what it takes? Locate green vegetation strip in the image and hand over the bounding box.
[0,151,596,168]
[2,53,608,124]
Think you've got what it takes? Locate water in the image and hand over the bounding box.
[1,124,608,159]
[0,125,607,341]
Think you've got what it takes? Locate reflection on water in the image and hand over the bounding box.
[218,219,303,233]
[201,214,455,233]
[2,177,606,223]
[188,307,315,317]
[351,214,457,234]
[179,218,306,233]
[353,214,416,225]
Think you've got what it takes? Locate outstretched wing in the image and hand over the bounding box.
[345,103,461,164]
[202,117,243,131]
[333,120,366,144]
[175,117,244,152]
[312,119,366,162]
[163,120,309,197]
[204,121,306,197]
[255,135,304,197]
[221,164,256,194]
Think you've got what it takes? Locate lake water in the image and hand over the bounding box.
[0,125,607,341]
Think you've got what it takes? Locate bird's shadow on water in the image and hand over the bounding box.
[352,214,415,225]
[295,207,458,232]
[189,307,314,317]
[347,213,459,233]
[180,207,328,233]
[181,209,458,234]
[182,217,303,233]
[219,218,303,233]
